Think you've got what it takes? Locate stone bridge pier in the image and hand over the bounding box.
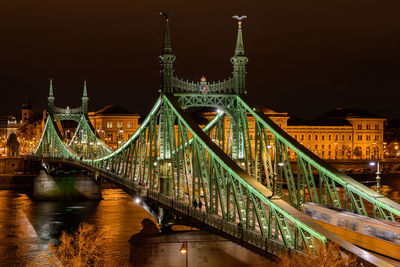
[129,219,274,267]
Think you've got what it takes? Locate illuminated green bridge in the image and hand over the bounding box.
[32,16,400,266]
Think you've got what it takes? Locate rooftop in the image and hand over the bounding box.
[316,108,384,120]
[91,105,137,116]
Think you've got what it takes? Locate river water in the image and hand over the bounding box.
[0,173,399,266]
[0,175,157,266]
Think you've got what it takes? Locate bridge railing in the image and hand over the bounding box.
[146,187,292,255]
[172,76,234,94]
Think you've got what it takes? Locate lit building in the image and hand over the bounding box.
[205,107,385,161]
[88,105,140,150]
[286,108,385,160]
[383,119,400,158]
[18,100,44,155]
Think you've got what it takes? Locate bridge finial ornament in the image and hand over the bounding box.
[160,12,173,54]
[82,80,89,115]
[232,15,246,56]
[48,79,55,114]
[231,15,248,95]
[159,12,176,94]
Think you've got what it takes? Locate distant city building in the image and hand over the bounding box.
[383,119,400,158]
[205,107,385,161]
[6,133,20,157]
[286,108,385,160]
[18,99,44,155]
[0,98,44,157]
[88,105,140,150]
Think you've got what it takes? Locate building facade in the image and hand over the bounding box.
[88,105,141,150]
[286,109,385,160]
[205,107,385,161]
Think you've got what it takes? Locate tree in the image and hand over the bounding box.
[32,222,110,267]
[277,242,358,267]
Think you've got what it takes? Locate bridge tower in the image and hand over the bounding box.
[158,15,175,197]
[35,80,112,159]
[231,20,248,95]
[159,16,176,94]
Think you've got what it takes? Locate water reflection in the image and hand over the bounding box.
[1,173,399,265]
[0,186,157,265]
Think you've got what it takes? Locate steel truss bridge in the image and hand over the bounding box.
[38,80,112,159]
[32,17,399,266]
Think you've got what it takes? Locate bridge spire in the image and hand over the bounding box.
[82,80,89,115]
[231,16,248,95]
[159,12,176,94]
[48,79,55,114]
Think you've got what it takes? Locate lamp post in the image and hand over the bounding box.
[179,242,188,267]
[369,158,381,194]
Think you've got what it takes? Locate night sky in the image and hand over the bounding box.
[1,0,400,118]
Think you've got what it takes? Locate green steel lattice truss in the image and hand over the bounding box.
[34,80,112,159]
[34,18,400,255]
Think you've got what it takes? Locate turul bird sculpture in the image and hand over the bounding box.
[160,12,173,20]
[232,15,247,21]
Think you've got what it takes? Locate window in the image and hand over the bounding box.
[322,145,324,149]
[358,124,362,130]
[346,221,358,231]
[328,135,331,141]
[322,151,325,156]
[305,209,313,216]
[127,122,133,129]
[107,122,113,129]
[322,135,325,141]
[328,151,331,156]
[315,145,318,149]
[342,135,345,141]
[117,122,123,129]
[320,213,332,224]
[338,218,345,228]
[349,135,351,141]
[366,135,371,141]
[366,124,371,130]
[375,135,379,141]
[335,135,338,141]
[375,229,397,242]
[107,133,113,140]
[315,135,318,140]
[375,124,379,130]
[308,135,311,140]
[294,134,297,140]
[310,210,320,220]
[301,135,304,140]
[358,135,362,141]
[328,145,331,149]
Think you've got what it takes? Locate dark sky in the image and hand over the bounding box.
[1,0,400,118]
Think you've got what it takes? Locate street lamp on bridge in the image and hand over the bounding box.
[369,159,381,194]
